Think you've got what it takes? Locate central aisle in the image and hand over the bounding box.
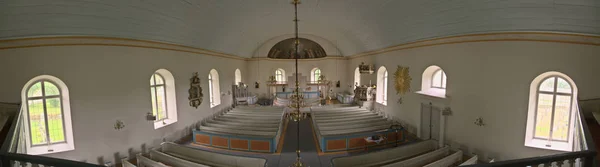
[278,118,323,166]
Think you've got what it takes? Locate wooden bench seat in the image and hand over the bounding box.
[320,124,391,136]
[199,126,276,137]
[220,114,282,120]
[136,153,169,167]
[382,146,450,167]
[312,108,367,113]
[206,119,279,128]
[315,115,384,123]
[149,150,208,167]
[214,117,281,124]
[226,112,283,117]
[318,121,392,131]
[202,123,278,132]
[423,150,463,167]
[331,140,437,167]
[316,117,388,126]
[159,142,267,167]
[314,113,379,120]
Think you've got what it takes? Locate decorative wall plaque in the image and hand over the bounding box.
[394,65,412,95]
[188,72,203,109]
[359,62,375,74]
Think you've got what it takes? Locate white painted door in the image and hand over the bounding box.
[421,103,431,139]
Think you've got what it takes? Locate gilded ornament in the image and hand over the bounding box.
[394,66,412,95]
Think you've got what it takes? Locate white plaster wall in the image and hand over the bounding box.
[349,41,600,161]
[0,45,245,164]
[246,58,350,98]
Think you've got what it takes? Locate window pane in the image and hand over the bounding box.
[46,98,65,143]
[539,77,555,92]
[432,70,442,87]
[150,87,157,116]
[441,72,447,88]
[154,74,164,85]
[556,78,572,94]
[156,86,167,120]
[150,75,155,85]
[28,99,47,145]
[552,95,572,141]
[534,94,553,139]
[28,82,43,98]
[44,82,60,96]
[209,79,214,104]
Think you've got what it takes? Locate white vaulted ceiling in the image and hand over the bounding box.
[0,0,599,57]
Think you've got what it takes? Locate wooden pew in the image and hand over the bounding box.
[149,150,208,167]
[136,153,169,167]
[423,150,464,167]
[382,146,450,167]
[159,142,267,167]
[459,155,478,166]
[331,140,437,167]
[121,158,136,167]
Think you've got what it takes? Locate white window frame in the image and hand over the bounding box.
[234,69,242,85]
[376,66,388,105]
[208,69,221,108]
[525,71,578,151]
[311,68,321,82]
[150,73,168,121]
[416,65,447,98]
[150,69,178,129]
[21,75,74,155]
[354,67,361,87]
[275,69,286,82]
[431,69,446,89]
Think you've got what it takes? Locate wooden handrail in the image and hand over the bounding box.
[1,153,103,167]
[460,150,596,167]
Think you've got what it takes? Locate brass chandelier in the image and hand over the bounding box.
[290,0,305,166]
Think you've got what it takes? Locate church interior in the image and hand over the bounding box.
[1,0,600,167]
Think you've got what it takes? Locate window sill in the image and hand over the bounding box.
[28,143,74,155]
[525,139,572,152]
[154,118,177,129]
[416,89,447,99]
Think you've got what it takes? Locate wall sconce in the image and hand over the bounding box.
[146,112,156,121]
[442,107,452,116]
[114,120,125,130]
[474,117,485,126]
[255,82,260,88]
[336,80,340,88]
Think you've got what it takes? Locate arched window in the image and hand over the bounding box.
[525,71,577,151]
[150,69,178,129]
[234,69,242,85]
[21,75,74,155]
[354,67,361,87]
[311,68,321,82]
[417,65,447,98]
[376,66,388,105]
[275,69,286,82]
[431,69,447,89]
[209,69,221,108]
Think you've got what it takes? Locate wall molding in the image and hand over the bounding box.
[348,31,600,59]
[1,31,599,61]
[0,36,246,60]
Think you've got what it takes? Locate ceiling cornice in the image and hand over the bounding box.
[0,36,246,60]
[348,31,600,59]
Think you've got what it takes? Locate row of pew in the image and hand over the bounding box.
[122,142,267,167]
[193,106,285,152]
[331,140,478,167]
[311,105,400,152]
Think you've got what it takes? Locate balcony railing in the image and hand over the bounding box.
[0,104,103,167]
[462,99,598,167]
